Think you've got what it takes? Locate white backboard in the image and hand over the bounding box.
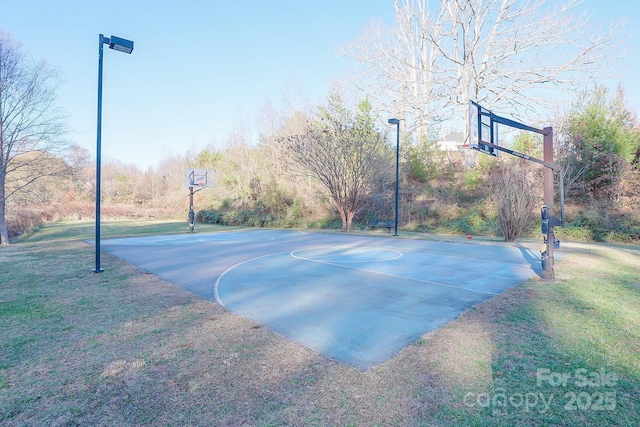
[184,169,215,188]
[469,100,498,157]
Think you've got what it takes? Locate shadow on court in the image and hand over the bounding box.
[100,230,549,370]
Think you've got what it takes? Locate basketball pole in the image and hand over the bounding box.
[189,186,195,233]
[469,100,563,282]
[184,170,215,234]
[541,127,555,281]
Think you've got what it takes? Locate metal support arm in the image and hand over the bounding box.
[472,106,565,281]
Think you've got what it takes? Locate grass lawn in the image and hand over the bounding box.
[1,220,639,426]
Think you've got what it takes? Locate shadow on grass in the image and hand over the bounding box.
[1,232,639,426]
[420,248,640,426]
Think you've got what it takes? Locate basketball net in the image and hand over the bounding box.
[459,144,477,168]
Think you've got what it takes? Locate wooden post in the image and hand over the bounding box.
[541,127,555,281]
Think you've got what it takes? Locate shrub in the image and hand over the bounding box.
[563,202,640,243]
[5,209,43,240]
[198,210,223,224]
[554,225,594,242]
[489,163,538,242]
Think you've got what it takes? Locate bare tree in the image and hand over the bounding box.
[285,94,389,231]
[65,144,93,200]
[0,31,66,244]
[343,0,624,142]
[489,162,539,241]
[342,0,445,140]
[5,151,69,205]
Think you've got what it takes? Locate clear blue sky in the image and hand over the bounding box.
[2,1,638,170]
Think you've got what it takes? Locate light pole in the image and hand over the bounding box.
[388,118,400,236]
[94,34,134,273]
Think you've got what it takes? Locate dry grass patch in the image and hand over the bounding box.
[2,225,639,426]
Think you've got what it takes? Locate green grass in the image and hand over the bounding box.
[464,247,640,426]
[1,220,639,426]
[11,219,237,243]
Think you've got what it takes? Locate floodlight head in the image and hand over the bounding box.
[108,35,134,54]
[388,118,400,125]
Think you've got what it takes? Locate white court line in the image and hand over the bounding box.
[290,247,403,263]
[213,251,292,307]
[214,247,498,308]
[387,246,537,267]
[101,232,282,246]
[290,248,499,296]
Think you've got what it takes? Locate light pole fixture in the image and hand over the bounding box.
[94,34,134,273]
[388,118,400,236]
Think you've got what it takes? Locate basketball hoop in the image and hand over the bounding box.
[184,168,215,233]
[184,168,215,189]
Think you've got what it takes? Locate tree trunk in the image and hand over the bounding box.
[0,221,8,245]
[0,180,9,245]
[338,205,348,232]
[346,209,355,232]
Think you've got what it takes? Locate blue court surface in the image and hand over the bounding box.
[100,230,549,370]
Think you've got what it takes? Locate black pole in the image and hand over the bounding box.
[388,118,401,236]
[189,187,195,233]
[94,35,105,273]
[394,123,400,236]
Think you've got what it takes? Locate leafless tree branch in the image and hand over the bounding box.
[0,31,67,244]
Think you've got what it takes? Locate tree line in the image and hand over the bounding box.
[1,0,639,244]
[5,83,637,244]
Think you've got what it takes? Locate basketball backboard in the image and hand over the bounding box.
[469,100,498,157]
[184,169,215,188]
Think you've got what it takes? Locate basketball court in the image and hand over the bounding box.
[99,229,550,370]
